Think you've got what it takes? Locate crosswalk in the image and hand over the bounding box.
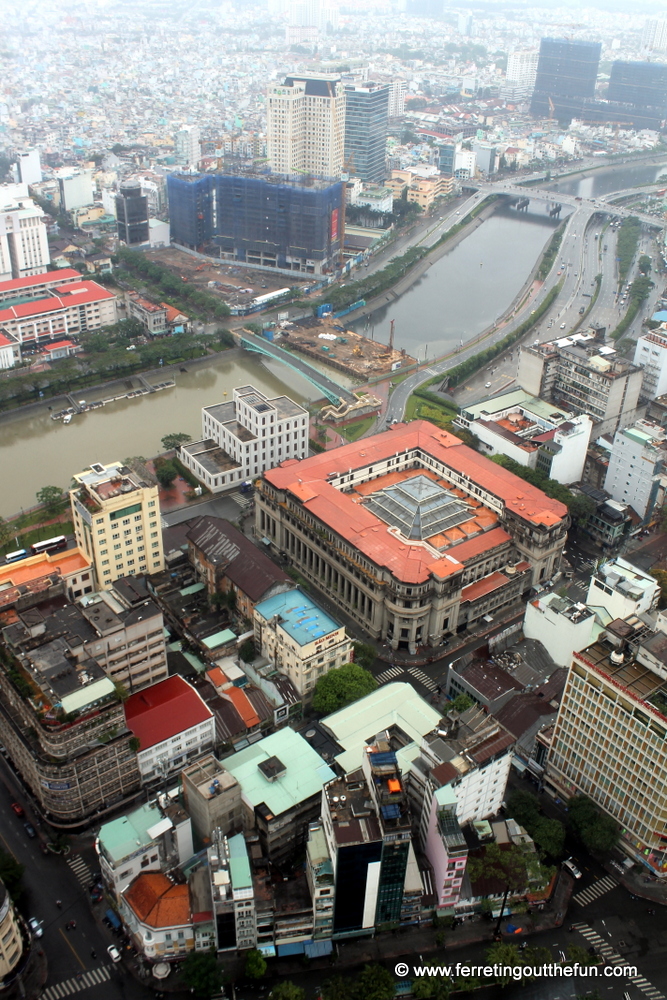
[409,666,438,693]
[66,855,93,889]
[572,922,665,1000]
[376,665,406,685]
[572,874,618,906]
[41,965,111,999]
[231,491,254,511]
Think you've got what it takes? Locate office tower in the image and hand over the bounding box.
[266,74,345,178]
[388,79,407,119]
[344,82,389,183]
[457,12,472,36]
[503,50,539,102]
[70,461,165,587]
[16,149,42,185]
[643,18,667,53]
[167,172,343,274]
[288,0,338,32]
[115,183,150,245]
[531,38,601,121]
[607,61,667,115]
[175,125,201,167]
[437,141,457,176]
[545,615,667,876]
[603,420,665,522]
[0,184,50,281]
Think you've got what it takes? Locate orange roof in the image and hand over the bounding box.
[206,666,230,688]
[461,571,509,604]
[124,872,191,928]
[0,549,91,587]
[225,686,261,728]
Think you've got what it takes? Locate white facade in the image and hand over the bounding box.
[148,218,170,247]
[180,385,309,493]
[57,169,95,211]
[136,717,216,781]
[388,79,407,118]
[503,51,538,101]
[175,126,201,167]
[604,420,665,520]
[643,18,667,51]
[267,74,345,178]
[587,556,660,619]
[0,184,50,281]
[0,330,20,368]
[454,148,476,178]
[451,751,511,826]
[16,149,42,186]
[634,330,667,399]
[523,593,600,668]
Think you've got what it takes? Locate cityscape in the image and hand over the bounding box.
[4,1,667,1000]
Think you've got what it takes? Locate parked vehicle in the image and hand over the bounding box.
[28,918,43,938]
[107,945,121,963]
[563,858,582,879]
[23,822,36,838]
[10,803,24,817]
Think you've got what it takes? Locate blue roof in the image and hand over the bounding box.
[254,588,341,646]
[652,311,667,323]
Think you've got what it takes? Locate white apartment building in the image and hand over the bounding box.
[0,330,20,369]
[56,169,95,212]
[523,593,601,668]
[634,329,667,399]
[0,183,50,281]
[180,385,308,493]
[604,419,666,521]
[388,79,407,118]
[175,126,201,168]
[253,587,353,700]
[16,149,42,186]
[70,461,165,587]
[643,18,667,52]
[0,279,117,346]
[587,556,660,620]
[267,74,345,178]
[502,50,538,102]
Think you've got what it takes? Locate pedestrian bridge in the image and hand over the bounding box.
[240,331,355,406]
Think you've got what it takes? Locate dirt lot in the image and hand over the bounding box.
[146,246,310,309]
[280,315,417,379]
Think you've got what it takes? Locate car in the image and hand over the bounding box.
[10,803,24,817]
[107,944,122,963]
[563,858,582,879]
[560,323,566,329]
[23,822,36,838]
[28,917,43,938]
[484,382,492,388]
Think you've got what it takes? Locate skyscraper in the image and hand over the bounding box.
[502,50,539,103]
[643,18,667,53]
[531,38,601,121]
[115,183,149,245]
[266,73,345,178]
[344,82,389,183]
[175,125,201,168]
[607,61,667,117]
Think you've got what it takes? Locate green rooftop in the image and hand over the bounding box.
[223,727,335,817]
[202,629,236,649]
[98,803,162,863]
[228,832,252,890]
[460,388,572,425]
[322,681,442,775]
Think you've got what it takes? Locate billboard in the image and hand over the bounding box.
[330,207,339,242]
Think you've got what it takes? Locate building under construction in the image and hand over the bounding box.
[280,316,416,379]
[167,171,344,275]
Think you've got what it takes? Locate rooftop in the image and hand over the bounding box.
[124,872,190,929]
[98,803,163,864]
[222,727,335,817]
[254,588,341,645]
[124,676,213,750]
[186,516,290,601]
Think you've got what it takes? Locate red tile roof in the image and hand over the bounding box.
[461,571,509,604]
[224,686,261,728]
[124,872,191,928]
[124,676,212,750]
[0,269,81,294]
[0,331,15,347]
[0,281,115,323]
[43,339,75,352]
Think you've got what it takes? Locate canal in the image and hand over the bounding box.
[2,159,666,517]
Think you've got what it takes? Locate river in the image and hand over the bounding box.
[2,158,666,517]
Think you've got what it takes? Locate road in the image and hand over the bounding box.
[0,756,154,1000]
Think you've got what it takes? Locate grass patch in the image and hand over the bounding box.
[537,223,566,281]
[340,414,376,441]
[616,216,641,286]
[0,521,74,558]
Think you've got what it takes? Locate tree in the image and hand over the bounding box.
[155,460,178,488]
[638,254,652,275]
[532,817,566,859]
[128,737,141,753]
[181,949,223,998]
[270,983,305,1000]
[239,639,256,663]
[565,944,600,966]
[0,517,12,550]
[0,849,24,901]
[353,965,395,1000]
[567,796,619,854]
[506,789,541,829]
[244,949,267,979]
[412,978,453,1000]
[321,976,355,1000]
[312,663,378,714]
[484,942,524,985]
[449,693,473,712]
[569,494,596,530]
[468,842,553,937]
[36,485,65,516]
[352,641,376,670]
[161,432,192,452]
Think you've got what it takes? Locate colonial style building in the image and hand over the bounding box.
[257,421,568,651]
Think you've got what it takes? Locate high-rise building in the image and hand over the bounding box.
[457,12,473,36]
[502,50,539,103]
[266,74,345,178]
[0,183,50,281]
[545,615,667,875]
[175,125,201,167]
[16,148,42,186]
[603,420,666,522]
[115,183,149,245]
[167,172,343,274]
[388,79,407,119]
[343,82,389,183]
[56,168,95,212]
[70,461,165,587]
[0,880,23,984]
[437,141,458,177]
[643,18,667,53]
[634,329,667,399]
[531,38,601,121]
[607,61,667,116]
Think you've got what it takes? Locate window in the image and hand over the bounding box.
[97,528,105,535]
[114,544,121,550]
[100,548,108,555]
[112,533,120,540]
[148,501,155,507]
[151,532,158,538]
[134,515,142,522]
[122,519,130,526]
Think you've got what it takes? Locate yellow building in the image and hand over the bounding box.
[0,881,23,986]
[386,168,454,212]
[70,462,164,587]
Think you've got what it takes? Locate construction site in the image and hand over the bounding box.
[145,246,311,312]
[277,316,417,380]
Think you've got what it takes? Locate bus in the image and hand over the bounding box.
[5,549,28,564]
[30,535,67,556]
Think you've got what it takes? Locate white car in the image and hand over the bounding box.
[28,917,43,938]
[562,858,582,879]
[560,323,566,329]
[485,382,492,388]
[107,944,122,963]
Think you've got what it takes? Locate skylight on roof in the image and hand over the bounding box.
[364,474,473,541]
